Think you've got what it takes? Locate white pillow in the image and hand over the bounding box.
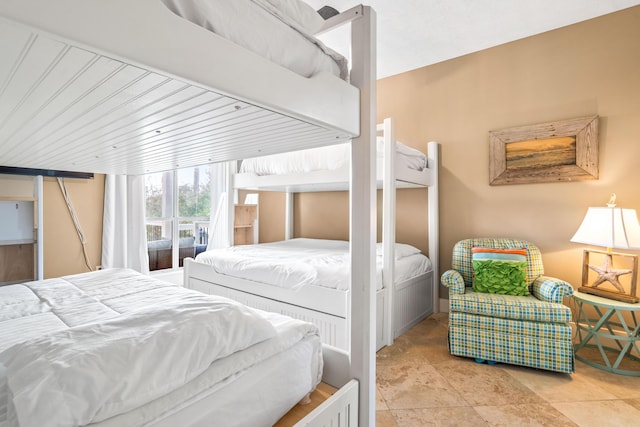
[376,243,422,259]
[263,0,325,33]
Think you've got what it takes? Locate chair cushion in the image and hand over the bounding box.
[472,247,528,296]
[450,288,572,323]
[451,238,544,287]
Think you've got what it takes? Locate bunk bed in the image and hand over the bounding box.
[0,0,376,425]
[184,118,440,351]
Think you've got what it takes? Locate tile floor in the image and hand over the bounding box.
[375,313,640,426]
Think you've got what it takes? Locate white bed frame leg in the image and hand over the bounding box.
[381,118,395,347]
[285,192,294,240]
[427,142,440,312]
[349,5,376,427]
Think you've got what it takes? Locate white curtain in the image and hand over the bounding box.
[101,175,149,273]
[207,162,232,250]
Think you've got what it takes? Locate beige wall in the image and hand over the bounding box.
[293,189,429,254]
[0,174,104,279]
[43,175,105,278]
[377,6,640,297]
[255,191,287,243]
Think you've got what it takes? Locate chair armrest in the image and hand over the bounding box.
[441,270,466,295]
[531,276,574,304]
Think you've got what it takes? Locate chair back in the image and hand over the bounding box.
[451,238,544,287]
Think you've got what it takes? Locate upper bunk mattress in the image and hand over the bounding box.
[194,238,432,291]
[161,0,348,79]
[239,137,428,176]
[0,268,322,427]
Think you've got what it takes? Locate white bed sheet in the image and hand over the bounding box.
[239,137,427,176]
[194,238,432,291]
[161,0,348,79]
[0,269,322,427]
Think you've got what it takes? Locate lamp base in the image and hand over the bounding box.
[579,249,639,304]
[578,286,639,304]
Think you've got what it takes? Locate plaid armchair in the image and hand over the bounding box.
[441,238,574,373]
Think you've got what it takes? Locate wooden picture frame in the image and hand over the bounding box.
[489,116,598,185]
[579,249,639,303]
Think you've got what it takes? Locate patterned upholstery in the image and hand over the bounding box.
[450,289,572,323]
[442,238,574,374]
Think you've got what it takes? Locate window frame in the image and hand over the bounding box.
[145,167,210,271]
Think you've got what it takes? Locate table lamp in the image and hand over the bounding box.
[570,194,640,303]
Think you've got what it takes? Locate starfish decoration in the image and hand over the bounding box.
[588,253,632,293]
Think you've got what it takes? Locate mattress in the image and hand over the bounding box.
[161,0,348,79]
[193,238,432,291]
[0,268,322,427]
[239,137,427,176]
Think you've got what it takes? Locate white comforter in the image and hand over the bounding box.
[194,238,432,291]
[161,0,348,79]
[239,137,428,176]
[0,269,321,427]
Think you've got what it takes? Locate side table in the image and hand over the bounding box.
[573,291,640,376]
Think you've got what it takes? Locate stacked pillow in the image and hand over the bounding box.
[471,247,528,296]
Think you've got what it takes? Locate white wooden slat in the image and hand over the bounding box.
[0,34,67,134]
[21,76,205,155]
[0,21,35,98]
[88,98,255,158]
[85,113,339,166]
[0,46,100,144]
[0,3,358,176]
[60,107,282,169]
[136,116,327,159]
[106,129,345,175]
[17,68,169,150]
[43,87,230,165]
[2,55,127,162]
[19,77,187,158]
[3,57,146,158]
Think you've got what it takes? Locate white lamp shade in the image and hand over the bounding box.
[571,207,640,249]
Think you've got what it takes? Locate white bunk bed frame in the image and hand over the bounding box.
[0,0,377,425]
[184,119,440,352]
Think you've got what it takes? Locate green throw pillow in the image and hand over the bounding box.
[472,247,529,296]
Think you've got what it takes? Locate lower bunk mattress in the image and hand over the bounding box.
[0,268,322,427]
[193,238,432,291]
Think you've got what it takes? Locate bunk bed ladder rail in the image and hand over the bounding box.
[380,118,396,348]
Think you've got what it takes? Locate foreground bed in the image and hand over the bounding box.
[0,268,322,426]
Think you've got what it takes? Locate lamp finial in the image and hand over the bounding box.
[607,193,617,208]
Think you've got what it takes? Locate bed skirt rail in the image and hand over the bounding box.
[294,379,359,427]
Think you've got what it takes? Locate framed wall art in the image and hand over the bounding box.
[489,116,598,185]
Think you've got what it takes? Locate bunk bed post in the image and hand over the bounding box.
[285,192,294,240]
[349,5,376,426]
[227,161,235,246]
[36,175,43,281]
[382,118,396,346]
[427,142,440,313]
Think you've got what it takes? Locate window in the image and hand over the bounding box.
[145,166,211,271]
